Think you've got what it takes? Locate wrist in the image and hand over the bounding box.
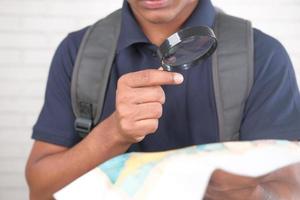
[92,112,132,149]
[104,112,145,145]
[105,112,134,145]
[83,113,131,164]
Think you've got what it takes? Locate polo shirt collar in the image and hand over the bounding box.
[117,1,149,52]
[182,0,216,29]
[117,0,216,52]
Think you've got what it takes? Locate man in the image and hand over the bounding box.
[26,0,300,199]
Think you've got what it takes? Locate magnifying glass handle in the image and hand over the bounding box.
[162,62,172,72]
[162,61,191,72]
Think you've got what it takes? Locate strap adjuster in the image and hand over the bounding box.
[75,117,93,138]
[75,102,93,138]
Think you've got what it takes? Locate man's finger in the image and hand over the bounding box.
[134,102,163,120]
[122,69,184,88]
[131,86,165,104]
[134,119,159,134]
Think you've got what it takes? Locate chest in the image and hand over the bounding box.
[100,45,220,152]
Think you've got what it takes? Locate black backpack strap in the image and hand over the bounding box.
[71,9,122,137]
[212,10,254,141]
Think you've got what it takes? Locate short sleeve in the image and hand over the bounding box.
[32,29,87,147]
[240,29,300,140]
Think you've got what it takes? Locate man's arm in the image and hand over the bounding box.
[25,113,129,200]
[25,69,184,199]
[204,162,300,200]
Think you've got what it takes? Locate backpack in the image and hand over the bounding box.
[71,8,254,141]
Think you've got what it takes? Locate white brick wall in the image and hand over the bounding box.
[0,0,299,199]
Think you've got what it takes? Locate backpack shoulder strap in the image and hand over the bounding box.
[71,9,122,137]
[212,11,254,141]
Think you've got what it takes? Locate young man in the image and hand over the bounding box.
[26,0,300,199]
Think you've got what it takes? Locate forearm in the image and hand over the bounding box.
[26,113,130,200]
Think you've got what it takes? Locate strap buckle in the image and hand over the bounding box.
[75,117,93,138]
[75,102,94,138]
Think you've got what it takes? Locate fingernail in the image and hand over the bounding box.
[173,73,184,84]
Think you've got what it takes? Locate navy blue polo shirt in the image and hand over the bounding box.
[32,0,300,152]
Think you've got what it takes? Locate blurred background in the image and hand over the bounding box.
[0,0,299,199]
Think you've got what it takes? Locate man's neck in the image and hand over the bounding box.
[132,3,199,46]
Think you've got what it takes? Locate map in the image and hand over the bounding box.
[55,140,300,200]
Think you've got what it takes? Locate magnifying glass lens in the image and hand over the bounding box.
[163,35,215,67]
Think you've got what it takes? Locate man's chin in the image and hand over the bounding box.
[142,12,175,24]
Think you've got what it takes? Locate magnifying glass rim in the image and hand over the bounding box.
[157,26,218,71]
[161,40,217,71]
[162,37,215,66]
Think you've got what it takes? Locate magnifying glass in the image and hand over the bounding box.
[157,26,218,72]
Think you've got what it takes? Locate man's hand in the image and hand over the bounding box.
[204,169,260,200]
[113,69,184,143]
[203,162,300,200]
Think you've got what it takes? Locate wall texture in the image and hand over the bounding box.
[0,0,299,199]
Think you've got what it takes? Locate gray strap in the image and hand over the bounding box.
[212,11,254,141]
[71,9,122,136]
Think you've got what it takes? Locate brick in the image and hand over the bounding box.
[0,67,49,81]
[0,1,47,16]
[0,0,122,17]
[0,16,21,31]
[21,17,78,32]
[0,80,46,97]
[45,1,120,17]
[0,140,32,159]
[0,115,38,131]
[0,33,49,49]
[0,128,33,143]
[0,96,43,114]
[0,157,27,173]
[0,188,28,200]
[0,172,28,188]
[0,50,22,64]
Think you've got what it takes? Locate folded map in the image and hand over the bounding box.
[55,140,300,200]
